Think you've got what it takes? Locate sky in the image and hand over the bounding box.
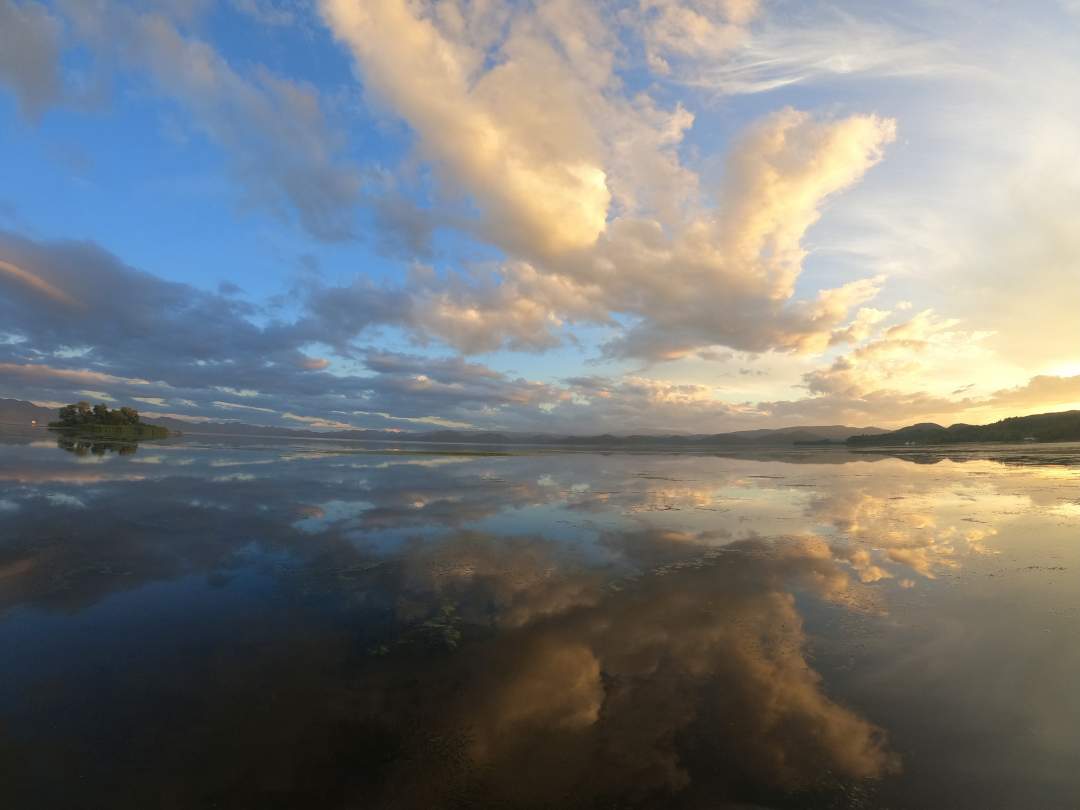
[1,0,1079,434]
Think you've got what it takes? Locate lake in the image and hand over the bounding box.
[1,430,1078,808]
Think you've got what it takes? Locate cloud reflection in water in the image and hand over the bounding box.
[1,436,1079,807]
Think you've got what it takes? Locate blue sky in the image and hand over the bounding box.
[2,0,1080,433]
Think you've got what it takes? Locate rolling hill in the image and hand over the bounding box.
[0,398,57,426]
[846,410,1080,446]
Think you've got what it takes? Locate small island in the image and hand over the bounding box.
[49,401,170,440]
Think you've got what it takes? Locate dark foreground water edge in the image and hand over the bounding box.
[1,429,1078,809]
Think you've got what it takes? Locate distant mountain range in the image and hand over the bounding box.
[11,397,1080,448]
[0,398,56,426]
[1,398,885,446]
[846,410,1080,446]
[147,416,889,447]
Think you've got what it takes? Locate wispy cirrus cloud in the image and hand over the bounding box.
[678,5,967,95]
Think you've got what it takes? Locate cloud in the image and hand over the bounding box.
[6,1,902,366]
[753,311,990,424]
[0,258,81,307]
[0,0,63,119]
[322,0,615,256]
[830,306,890,346]
[0,362,153,388]
[51,1,361,240]
[985,374,1080,410]
[544,374,752,433]
[320,2,897,360]
[296,355,330,371]
[636,0,759,75]
[320,110,894,360]
[755,305,1080,426]
[354,349,560,415]
[403,261,610,353]
[590,108,895,360]
[0,230,281,383]
[0,230,564,430]
[679,3,963,95]
[6,226,1075,433]
[281,412,354,430]
[296,261,606,355]
[213,401,277,414]
[802,310,981,399]
[3,1,1077,433]
[76,390,115,402]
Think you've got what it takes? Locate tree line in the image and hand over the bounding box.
[54,401,143,428]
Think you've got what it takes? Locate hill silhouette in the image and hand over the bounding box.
[847,410,1080,446]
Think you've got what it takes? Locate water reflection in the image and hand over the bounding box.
[1,434,1079,808]
[372,533,898,807]
[56,434,139,457]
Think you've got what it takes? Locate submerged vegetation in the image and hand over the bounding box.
[49,401,169,439]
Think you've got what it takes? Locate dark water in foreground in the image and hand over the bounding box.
[1,431,1079,809]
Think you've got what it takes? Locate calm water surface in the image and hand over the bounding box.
[1,431,1079,808]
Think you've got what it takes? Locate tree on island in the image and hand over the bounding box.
[55,401,142,427]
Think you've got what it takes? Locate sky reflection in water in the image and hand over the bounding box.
[1,432,1079,808]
